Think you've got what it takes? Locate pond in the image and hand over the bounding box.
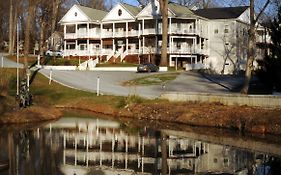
[0,112,281,175]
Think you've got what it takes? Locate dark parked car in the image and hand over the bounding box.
[137,63,159,73]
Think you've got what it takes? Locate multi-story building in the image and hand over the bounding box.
[59,1,268,74]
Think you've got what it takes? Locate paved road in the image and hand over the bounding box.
[0,53,23,68]
[39,69,165,98]
[1,52,237,98]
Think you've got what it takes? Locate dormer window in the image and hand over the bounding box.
[118,9,122,16]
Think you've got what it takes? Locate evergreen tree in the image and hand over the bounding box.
[257,6,281,92]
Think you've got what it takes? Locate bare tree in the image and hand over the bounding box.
[77,0,106,10]
[159,0,168,66]
[51,0,61,34]
[24,0,37,68]
[241,0,270,94]
[136,0,150,6]
[8,0,14,54]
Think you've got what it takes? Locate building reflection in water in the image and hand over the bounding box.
[0,117,280,175]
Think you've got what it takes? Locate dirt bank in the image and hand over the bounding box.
[56,100,281,136]
[0,106,62,124]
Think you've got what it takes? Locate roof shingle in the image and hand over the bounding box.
[194,6,249,19]
[121,3,142,17]
[76,5,107,21]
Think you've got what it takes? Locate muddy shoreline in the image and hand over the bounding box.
[1,99,281,136]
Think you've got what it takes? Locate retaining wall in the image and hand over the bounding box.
[160,92,281,108]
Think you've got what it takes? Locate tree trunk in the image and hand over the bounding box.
[159,0,168,66]
[11,3,18,56]
[39,19,46,56]
[241,0,270,94]
[241,0,255,94]
[24,0,36,68]
[51,0,60,35]
[8,0,13,55]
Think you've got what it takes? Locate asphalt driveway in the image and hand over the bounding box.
[1,52,238,98]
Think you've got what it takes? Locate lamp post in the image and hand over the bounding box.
[16,23,19,96]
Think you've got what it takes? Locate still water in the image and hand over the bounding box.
[0,112,281,175]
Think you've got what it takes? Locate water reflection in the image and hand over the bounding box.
[0,116,280,175]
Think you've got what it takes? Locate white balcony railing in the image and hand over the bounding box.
[115,31,126,37]
[128,30,138,36]
[127,49,138,54]
[143,28,160,35]
[65,33,76,39]
[102,48,114,55]
[63,50,100,56]
[102,31,113,37]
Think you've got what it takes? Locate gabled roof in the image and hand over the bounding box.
[76,5,107,21]
[194,6,249,20]
[168,2,197,18]
[121,3,142,17]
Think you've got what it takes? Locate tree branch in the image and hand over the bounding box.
[255,0,271,24]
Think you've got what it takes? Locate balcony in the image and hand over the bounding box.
[64,50,100,56]
[143,28,160,35]
[65,33,76,39]
[256,35,271,43]
[128,30,138,37]
[170,27,197,35]
[102,48,114,55]
[115,31,126,37]
[102,30,113,38]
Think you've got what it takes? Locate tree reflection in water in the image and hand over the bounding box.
[0,116,280,175]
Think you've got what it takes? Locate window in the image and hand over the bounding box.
[224,25,229,33]
[74,12,77,17]
[214,29,218,34]
[214,158,218,163]
[118,9,122,16]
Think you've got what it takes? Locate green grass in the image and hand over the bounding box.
[45,58,79,66]
[124,73,179,86]
[30,73,126,106]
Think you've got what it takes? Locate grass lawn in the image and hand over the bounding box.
[124,72,179,86]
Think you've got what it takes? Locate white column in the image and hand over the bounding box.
[169,18,172,34]
[142,37,145,54]
[142,19,144,34]
[64,25,66,38]
[139,38,141,54]
[100,23,103,38]
[100,39,103,56]
[87,39,90,55]
[113,39,115,53]
[87,23,90,38]
[138,22,141,36]
[75,40,78,55]
[170,36,173,53]
[75,24,78,37]
[126,22,128,37]
[64,41,66,56]
[126,38,128,52]
[113,23,115,37]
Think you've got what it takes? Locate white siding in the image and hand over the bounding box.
[103,4,135,22]
[60,5,89,23]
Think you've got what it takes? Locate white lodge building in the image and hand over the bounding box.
[59,1,268,74]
